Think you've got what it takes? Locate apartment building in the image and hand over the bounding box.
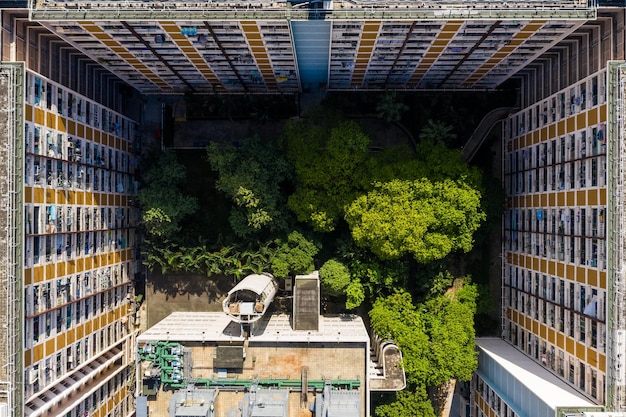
[0,10,141,417]
[473,9,626,417]
[0,0,624,417]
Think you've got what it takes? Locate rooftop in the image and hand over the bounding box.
[476,338,598,415]
[136,312,370,344]
[29,0,596,21]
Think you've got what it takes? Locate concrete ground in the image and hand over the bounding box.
[146,271,235,328]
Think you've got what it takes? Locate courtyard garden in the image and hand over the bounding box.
[138,89,513,416]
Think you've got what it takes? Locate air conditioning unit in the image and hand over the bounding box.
[28,368,39,384]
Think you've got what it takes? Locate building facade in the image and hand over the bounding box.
[1,10,141,417]
[474,9,626,417]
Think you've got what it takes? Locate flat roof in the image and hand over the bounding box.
[476,338,596,410]
[137,312,241,343]
[251,314,369,343]
[137,312,369,344]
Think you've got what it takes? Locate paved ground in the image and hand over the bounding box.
[146,271,235,328]
[171,115,413,150]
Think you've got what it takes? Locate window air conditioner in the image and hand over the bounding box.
[28,368,39,384]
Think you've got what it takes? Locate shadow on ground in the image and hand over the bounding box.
[146,271,236,327]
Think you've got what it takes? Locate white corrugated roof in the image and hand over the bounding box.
[137,312,369,344]
[476,338,596,409]
[227,273,274,296]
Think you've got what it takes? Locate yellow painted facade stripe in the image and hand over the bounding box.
[464,20,548,87]
[24,101,132,150]
[507,307,605,376]
[158,22,223,90]
[24,187,129,208]
[508,104,607,151]
[240,21,277,91]
[27,305,128,364]
[506,252,606,288]
[79,22,171,91]
[350,21,381,88]
[505,188,607,209]
[25,249,131,284]
[408,20,463,87]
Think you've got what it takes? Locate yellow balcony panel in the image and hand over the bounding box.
[46,263,55,281]
[91,33,110,40]
[65,328,75,344]
[33,343,44,362]
[46,112,56,129]
[45,338,56,357]
[34,107,44,125]
[24,349,32,368]
[33,265,45,283]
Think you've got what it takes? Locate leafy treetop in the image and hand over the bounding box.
[269,231,320,279]
[283,115,371,232]
[139,150,198,241]
[206,136,292,238]
[345,178,486,262]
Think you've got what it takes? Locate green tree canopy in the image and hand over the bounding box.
[138,150,198,240]
[376,91,409,123]
[269,231,320,279]
[370,138,482,190]
[283,116,371,232]
[375,387,436,417]
[369,291,430,385]
[345,178,485,262]
[370,283,478,401]
[422,285,478,386]
[419,119,457,145]
[319,259,351,297]
[206,136,292,237]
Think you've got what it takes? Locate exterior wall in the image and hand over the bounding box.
[472,374,521,417]
[0,11,140,417]
[497,12,626,414]
[0,61,25,417]
[26,17,586,94]
[21,67,138,417]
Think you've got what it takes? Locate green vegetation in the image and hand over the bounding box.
[140,105,505,414]
[319,259,351,297]
[206,136,292,238]
[345,178,485,262]
[268,231,320,279]
[138,150,198,241]
[282,114,371,232]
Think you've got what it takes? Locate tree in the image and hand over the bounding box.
[345,179,485,262]
[345,280,365,310]
[375,387,436,417]
[419,119,457,145]
[422,286,478,387]
[206,136,292,237]
[319,259,351,297]
[139,150,198,241]
[283,115,371,232]
[369,291,430,385]
[370,283,478,413]
[376,91,409,123]
[269,231,320,279]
